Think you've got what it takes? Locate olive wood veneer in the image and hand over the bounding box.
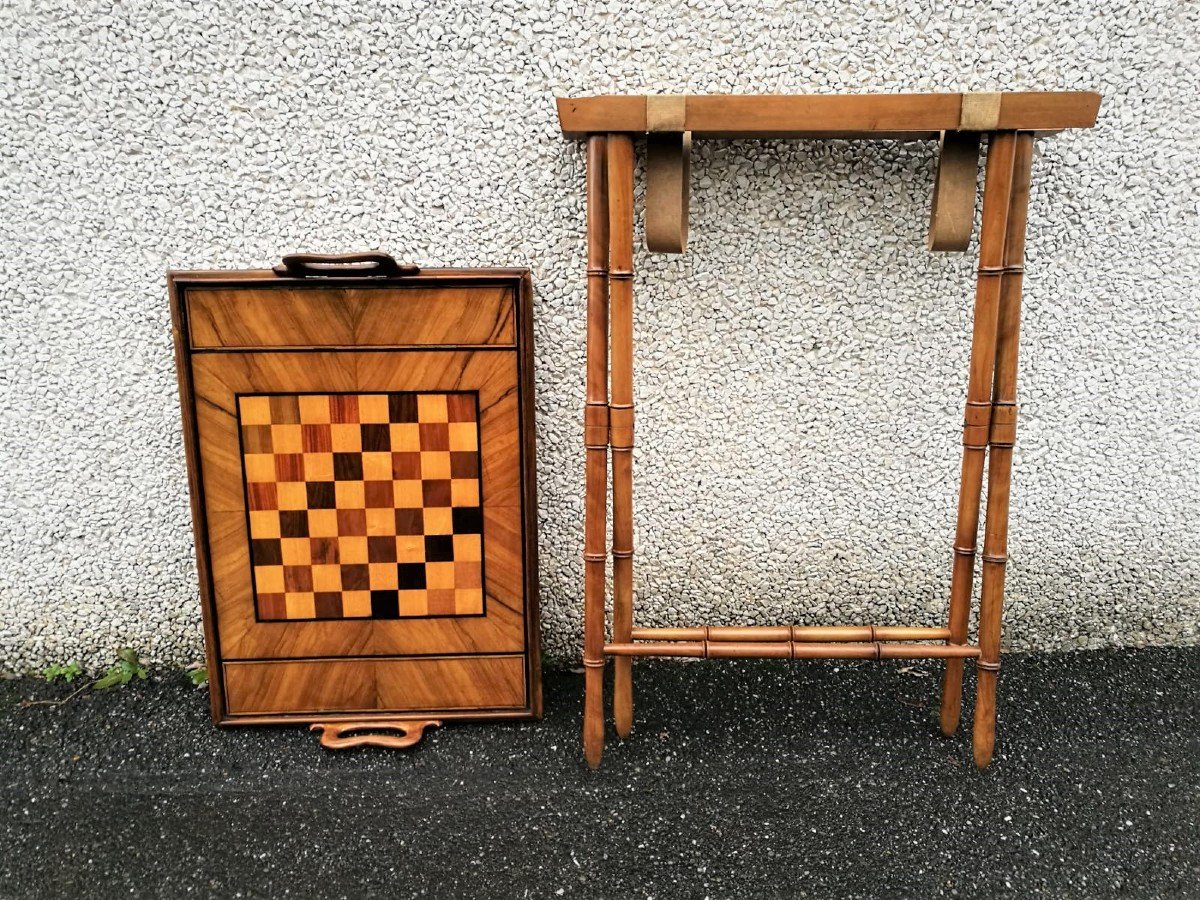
[171,259,541,738]
[557,92,1101,769]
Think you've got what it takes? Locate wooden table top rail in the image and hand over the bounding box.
[557,92,1101,139]
[558,91,1100,254]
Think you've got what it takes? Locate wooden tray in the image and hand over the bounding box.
[170,254,541,736]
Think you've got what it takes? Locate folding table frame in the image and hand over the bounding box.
[556,92,1100,768]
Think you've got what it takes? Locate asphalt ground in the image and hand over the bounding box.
[2,648,1197,898]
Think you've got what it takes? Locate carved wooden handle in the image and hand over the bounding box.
[309,718,441,750]
[273,252,420,279]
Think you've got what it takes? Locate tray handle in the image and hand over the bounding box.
[273,252,420,279]
[309,719,441,750]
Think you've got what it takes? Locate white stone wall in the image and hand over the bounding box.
[1,0,1197,670]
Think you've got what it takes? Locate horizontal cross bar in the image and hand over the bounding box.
[604,641,981,660]
[629,625,952,643]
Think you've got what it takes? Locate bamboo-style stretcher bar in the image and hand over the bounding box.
[558,91,1101,770]
[607,642,981,660]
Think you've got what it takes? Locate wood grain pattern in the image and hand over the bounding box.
[959,93,1002,131]
[172,268,540,725]
[557,92,1101,139]
[192,351,525,660]
[188,284,515,348]
[224,655,526,715]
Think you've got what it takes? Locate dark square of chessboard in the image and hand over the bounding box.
[337,509,367,535]
[341,564,369,591]
[279,510,308,537]
[364,481,394,507]
[247,483,277,511]
[371,590,400,618]
[395,509,424,535]
[360,424,391,452]
[252,538,283,566]
[283,566,312,592]
[422,480,452,507]
[391,452,421,479]
[275,454,305,482]
[242,425,273,454]
[446,394,476,422]
[419,423,449,450]
[397,563,426,590]
[452,506,482,534]
[329,395,358,423]
[269,395,301,423]
[306,482,335,509]
[311,537,338,565]
[450,451,478,478]
[333,453,363,481]
[424,535,454,562]
[368,536,397,563]
[301,424,331,453]
[315,592,342,618]
[388,394,419,423]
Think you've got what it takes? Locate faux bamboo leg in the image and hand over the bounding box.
[582,135,610,769]
[973,132,1035,769]
[939,131,1019,737]
[607,134,636,738]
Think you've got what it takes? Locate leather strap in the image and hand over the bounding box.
[645,96,690,254]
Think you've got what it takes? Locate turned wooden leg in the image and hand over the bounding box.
[583,134,610,768]
[974,132,1034,768]
[940,131,1018,737]
[607,134,636,738]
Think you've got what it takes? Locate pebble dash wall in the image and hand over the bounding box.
[1,0,1197,670]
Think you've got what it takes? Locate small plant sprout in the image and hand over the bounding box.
[186,663,209,686]
[93,648,149,691]
[43,662,83,684]
[23,649,152,709]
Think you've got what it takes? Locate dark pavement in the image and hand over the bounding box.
[2,648,1197,899]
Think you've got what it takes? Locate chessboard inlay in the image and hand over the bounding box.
[237,391,485,621]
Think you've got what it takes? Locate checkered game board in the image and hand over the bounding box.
[237,391,485,621]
